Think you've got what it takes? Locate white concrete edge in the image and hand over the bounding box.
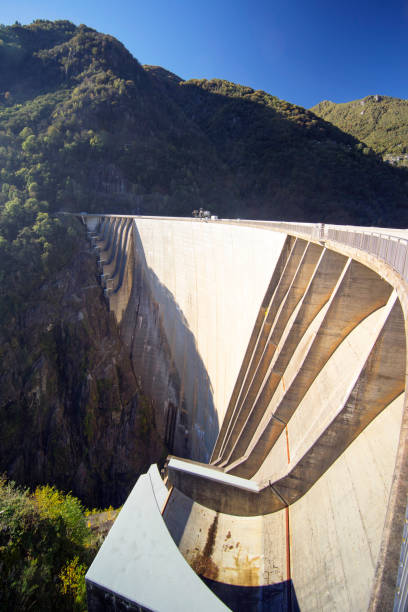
[85,470,230,611]
[168,457,260,493]
[78,213,408,235]
[147,464,169,512]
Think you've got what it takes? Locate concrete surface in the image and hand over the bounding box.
[85,464,229,611]
[83,215,408,612]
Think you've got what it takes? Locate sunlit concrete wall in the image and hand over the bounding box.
[132,219,286,460]
[100,218,286,461]
[290,393,404,611]
[85,215,408,611]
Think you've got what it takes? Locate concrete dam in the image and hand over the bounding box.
[82,215,408,611]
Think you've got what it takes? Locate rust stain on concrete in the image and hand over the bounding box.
[223,545,261,586]
[190,513,219,581]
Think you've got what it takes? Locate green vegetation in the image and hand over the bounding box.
[0,19,406,230]
[311,95,408,163]
[0,476,103,611]
[172,78,408,223]
[0,207,82,329]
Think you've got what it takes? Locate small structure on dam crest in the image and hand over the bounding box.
[82,214,408,611]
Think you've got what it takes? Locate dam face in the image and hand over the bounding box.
[83,216,408,612]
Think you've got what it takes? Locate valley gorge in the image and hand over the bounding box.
[0,219,165,508]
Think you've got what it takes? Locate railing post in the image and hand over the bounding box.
[402,242,408,281]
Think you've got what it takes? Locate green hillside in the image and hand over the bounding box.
[311,95,408,165]
[0,477,101,610]
[0,19,407,228]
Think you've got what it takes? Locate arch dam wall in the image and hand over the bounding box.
[82,215,408,612]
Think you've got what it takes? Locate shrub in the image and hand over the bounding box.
[0,477,98,611]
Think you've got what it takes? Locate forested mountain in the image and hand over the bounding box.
[311,96,408,166]
[1,19,407,227]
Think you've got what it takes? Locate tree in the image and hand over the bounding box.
[0,478,97,611]
[22,134,37,154]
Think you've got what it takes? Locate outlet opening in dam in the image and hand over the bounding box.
[82,214,408,612]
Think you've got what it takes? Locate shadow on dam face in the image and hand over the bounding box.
[202,577,300,612]
[85,216,408,612]
[119,221,220,460]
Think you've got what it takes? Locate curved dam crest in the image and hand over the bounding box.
[82,215,408,612]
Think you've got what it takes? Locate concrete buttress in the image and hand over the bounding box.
[82,215,408,612]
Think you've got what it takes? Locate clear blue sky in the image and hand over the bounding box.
[2,0,407,108]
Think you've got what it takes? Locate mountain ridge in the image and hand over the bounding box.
[0,19,407,226]
[311,95,408,165]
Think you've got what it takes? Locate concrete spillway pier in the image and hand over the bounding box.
[83,216,408,611]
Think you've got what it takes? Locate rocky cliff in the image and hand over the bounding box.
[0,220,165,507]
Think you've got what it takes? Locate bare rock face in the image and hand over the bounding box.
[0,230,165,507]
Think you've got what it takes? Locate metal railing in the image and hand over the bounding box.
[324,226,408,279]
[81,213,408,283]
[240,220,408,283]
